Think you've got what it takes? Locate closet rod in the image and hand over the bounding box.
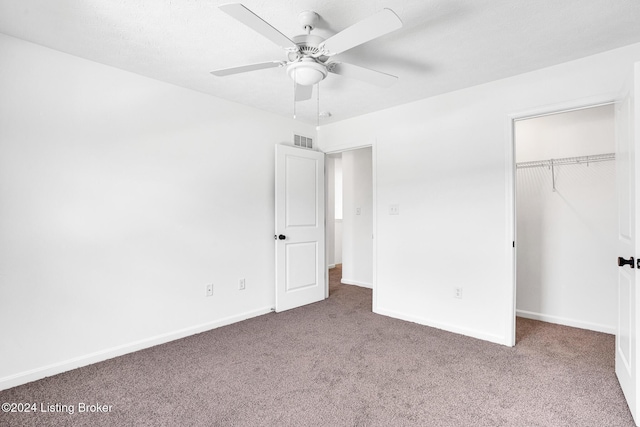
[516,152,615,169]
[516,152,615,192]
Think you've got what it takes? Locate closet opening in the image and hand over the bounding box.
[513,103,617,342]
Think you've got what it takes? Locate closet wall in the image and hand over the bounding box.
[515,104,617,333]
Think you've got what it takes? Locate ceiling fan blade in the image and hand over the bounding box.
[219,3,297,50]
[328,62,398,88]
[295,84,313,102]
[319,9,402,56]
[210,61,285,77]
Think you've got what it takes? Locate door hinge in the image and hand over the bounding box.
[512,241,515,248]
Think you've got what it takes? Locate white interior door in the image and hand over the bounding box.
[275,144,325,312]
[616,62,640,424]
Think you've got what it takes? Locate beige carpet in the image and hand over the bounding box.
[0,264,634,426]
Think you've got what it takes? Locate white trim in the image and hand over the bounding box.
[517,310,615,335]
[374,307,505,345]
[0,307,272,391]
[372,140,378,312]
[324,151,330,299]
[508,95,617,122]
[504,109,517,347]
[323,142,373,155]
[341,278,373,289]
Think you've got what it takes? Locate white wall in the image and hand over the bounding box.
[335,157,343,220]
[516,105,616,161]
[0,34,315,390]
[326,156,336,268]
[318,43,640,345]
[515,105,616,333]
[341,148,373,288]
[335,220,343,265]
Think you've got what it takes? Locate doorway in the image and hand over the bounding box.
[326,147,374,297]
[513,104,617,338]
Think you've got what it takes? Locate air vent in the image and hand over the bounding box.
[294,134,313,149]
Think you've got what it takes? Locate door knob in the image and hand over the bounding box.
[278,234,286,240]
[618,256,635,268]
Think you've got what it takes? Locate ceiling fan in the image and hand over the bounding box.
[211,3,403,102]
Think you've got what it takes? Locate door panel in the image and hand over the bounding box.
[286,242,318,291]
[285,156,318,227]
[615,62,640,424]
[275,144,325,312]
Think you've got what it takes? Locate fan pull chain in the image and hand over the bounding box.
[316,82,320,128]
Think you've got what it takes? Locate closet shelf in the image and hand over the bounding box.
[516,152,615,192]
[516,152,615,169]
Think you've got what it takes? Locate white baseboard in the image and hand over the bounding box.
[0,307,273,391]
[328,264,336,269]
[341,278,372,289]
[516,309,615,335]
[374,306,505,345]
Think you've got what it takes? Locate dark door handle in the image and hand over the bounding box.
[278,234,286,240]
[618,256,635,268]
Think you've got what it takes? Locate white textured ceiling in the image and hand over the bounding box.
[1,0,640,124]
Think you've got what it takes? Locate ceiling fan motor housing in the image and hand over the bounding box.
[291,34,325,57]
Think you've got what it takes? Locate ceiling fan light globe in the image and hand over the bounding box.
[291,68,324,85]
[286,60,327,86]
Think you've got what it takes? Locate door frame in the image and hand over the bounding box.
[505,94,617,347]
[324,143,378,311]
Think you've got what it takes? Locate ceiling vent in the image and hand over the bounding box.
[294,134,313,149]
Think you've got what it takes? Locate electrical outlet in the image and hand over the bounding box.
[239,278,246,290]
[356,207,361,215]
[206,284,213,297]
[389,204,400,215]
[454,287,463,299]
